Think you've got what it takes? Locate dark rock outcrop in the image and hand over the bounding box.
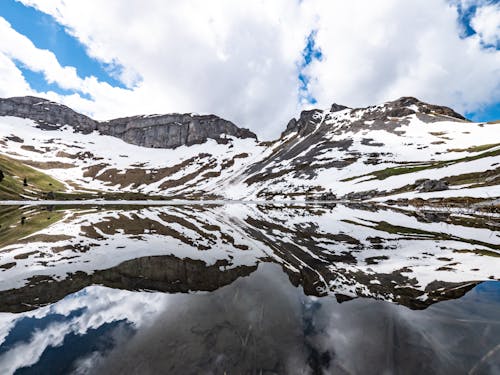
[282,103,349,138]
[343,190,379,200]
[0,96,98,133]
[0,96,257,149]
[330,103,349,113]
[100,113,256,148]
[416,179,449,192]
[365,96,467,122]
[313,191,337,201]
[389,96,467,121]
[282,109,323,137]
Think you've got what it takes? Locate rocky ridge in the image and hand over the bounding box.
[0,96,256,149]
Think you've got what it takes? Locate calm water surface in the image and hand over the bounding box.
[0,203,498,374]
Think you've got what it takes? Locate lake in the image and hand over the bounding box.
[0,203,498,374]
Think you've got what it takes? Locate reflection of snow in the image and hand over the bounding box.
[0,204,498,306]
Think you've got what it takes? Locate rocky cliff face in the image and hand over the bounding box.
[0,96,98,133]
[0,96,257,148]
[281,97,465,139]
[100,113,256,148]
[240,96,475,197]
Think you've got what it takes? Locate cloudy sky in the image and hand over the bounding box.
[0,0,499,139]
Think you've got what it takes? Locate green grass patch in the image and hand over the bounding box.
[342,218,500,250]
[447,143,500,153]
[342,147,500,182]
[0,154,66,199]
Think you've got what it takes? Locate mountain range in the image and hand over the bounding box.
[0,95,498,207]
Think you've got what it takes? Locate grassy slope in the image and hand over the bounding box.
[0,154,66,199]
[0,154,173,201]
[342,146,500,182]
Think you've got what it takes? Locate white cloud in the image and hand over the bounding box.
[2,0,500,139]
[470,2,500,46]
[14,0,312,139]
[0,51,33,97]
[0,17,94,90]
[302,0,500,116]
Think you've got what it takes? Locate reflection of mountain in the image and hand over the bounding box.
[242,205,492,309]
[0,255,257,313]
[0,204,498,312]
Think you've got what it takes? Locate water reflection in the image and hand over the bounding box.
[0,204,498,311]
[0,265,498,374]
[0,204,498,374]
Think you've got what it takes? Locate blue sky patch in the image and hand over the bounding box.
[0,0,129,91]
[466,101,500,123]
[14,61,90,100]
[454,0,500,49]
[455,2,479,38]
[298,30,323,105]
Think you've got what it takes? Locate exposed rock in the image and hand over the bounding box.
[330,103,349,113]
[0,255,257,313]
[281,109,323,137]
[316,191,337,201]
[100,113,256,148]
[5,135,24,143]
[361,138,384,147]
[0,96,257,149]
[0,96,98,133]
[416,179,449,192]
[343,190,379,201]
[416,210,451,223]
[385,97,467,121]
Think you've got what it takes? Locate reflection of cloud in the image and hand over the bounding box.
[0,322,69,373]
[84,264,313,375]
[307,286,500,374]
[0,315,16,347]
[0,287,167,374]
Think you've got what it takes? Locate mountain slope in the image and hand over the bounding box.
[228,97,499,201]
[0,96,498,203]
[0,115,263,199]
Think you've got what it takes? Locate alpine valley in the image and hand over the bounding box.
[0,95,498,209]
